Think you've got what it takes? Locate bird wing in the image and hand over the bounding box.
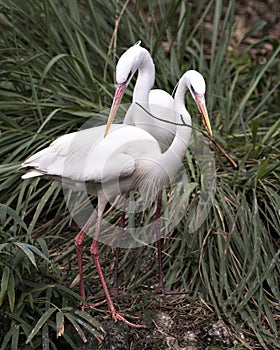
[21,124,161,184]
[71,124,160,182]
[20,131,78,178]
[148,89,176,151]
[123,89,176,152]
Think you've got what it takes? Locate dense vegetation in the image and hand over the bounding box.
[0,0,279,349]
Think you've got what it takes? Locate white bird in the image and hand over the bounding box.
[20,67,211,327]
[109,42,176,294]
[109,42,211,294]
[20,123,160,327]
[110,68,211,321]
[107,41,176,151]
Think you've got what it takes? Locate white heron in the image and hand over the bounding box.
[108,42,211,294]
[110,42,176,294]
[20,68,211,327]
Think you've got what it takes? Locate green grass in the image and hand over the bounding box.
[0,0,279,349]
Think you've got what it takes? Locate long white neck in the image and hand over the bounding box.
[132,52,155,103]
[157,74,192,179]
[124,52,155,127]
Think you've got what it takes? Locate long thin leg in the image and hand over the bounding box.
[112,210,125,293]
[75,210,97,309]
[153,190,191,295]
[90,200,146,328]
[112,194,128,294]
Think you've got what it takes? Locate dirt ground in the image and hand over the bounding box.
[64,2,279,349]
[232,0,279,58]
[66,291,243,349]
[234,0,279,41]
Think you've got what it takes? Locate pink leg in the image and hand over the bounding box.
[75,210,97,309]
[153,190,191,295]
[90,208,146,328]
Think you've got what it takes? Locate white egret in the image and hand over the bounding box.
[109,42,210,294]
[110,42,176,295]
[20,68,211,327]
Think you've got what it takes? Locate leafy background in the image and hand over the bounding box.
[0,0,279,349]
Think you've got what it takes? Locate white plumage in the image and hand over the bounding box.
[21,125,159,183]
[20,41,212,326]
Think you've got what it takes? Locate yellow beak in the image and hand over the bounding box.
[104,82,127,137]
[195,93,212,136]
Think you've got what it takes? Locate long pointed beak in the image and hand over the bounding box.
[104,82,127,137]
[195,94,212,136]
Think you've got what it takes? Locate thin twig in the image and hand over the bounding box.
[135,102,238,169]
[103,0,131,82]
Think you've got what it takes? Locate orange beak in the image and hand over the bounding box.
[195,93,212,136]
[104,82,127,137]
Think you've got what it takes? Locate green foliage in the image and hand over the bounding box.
[0,0,279,348]
[0,205,104,349]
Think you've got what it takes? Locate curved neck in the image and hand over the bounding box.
[132,53,155,104]
[158,78,192,176]
[124,52,155,128]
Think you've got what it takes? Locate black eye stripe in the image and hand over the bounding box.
[190,85,195,94]
[126,70,133,83]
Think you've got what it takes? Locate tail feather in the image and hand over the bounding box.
[21,170,45,179]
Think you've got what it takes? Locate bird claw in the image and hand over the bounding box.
[80,299,107,312]
[110,310,147,329]
[89,299,108,309]
[83,301,146,328]
[80,302,86,311]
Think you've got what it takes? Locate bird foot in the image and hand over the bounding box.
[153,285,192,295]
[89,299,108,309]
[80,299,107,312]
[107,310,147,329]
[82,300,146,328]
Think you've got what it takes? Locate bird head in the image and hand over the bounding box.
[184,70,212,136]
[115,41,143,86]
[104,41,154,137]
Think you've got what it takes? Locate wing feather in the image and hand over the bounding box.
[20,124,161,183]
